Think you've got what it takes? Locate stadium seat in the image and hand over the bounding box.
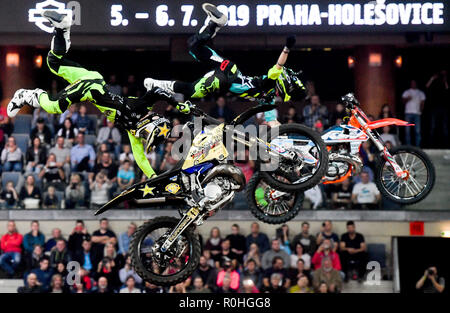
[11,133,29,154]
[13,115,32,134]
[367,243,386,268]
[1,172,21,190]
[85,134,97,147]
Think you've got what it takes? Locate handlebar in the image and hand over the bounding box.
[341,93,360,110]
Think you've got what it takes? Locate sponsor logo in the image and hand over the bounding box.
[29,0,75,33]
[139,184,155,197]
[165,183,181,194]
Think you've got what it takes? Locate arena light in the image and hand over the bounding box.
[369,52,382,67]
[441,230,450,238]
[395,55,402,68]
[6,52,20,67]
[323,47,332,51]
[347,56,355,68]
[34,55,43,68]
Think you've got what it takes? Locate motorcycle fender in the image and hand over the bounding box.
[367,118,414,130]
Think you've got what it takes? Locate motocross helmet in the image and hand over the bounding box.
[135,114,172,154]
[275,67,306,102]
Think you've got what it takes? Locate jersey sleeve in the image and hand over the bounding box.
[127,131,156,178]
[267,65,283,80]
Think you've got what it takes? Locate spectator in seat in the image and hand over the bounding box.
[117,160,135,191]
[261,239,290,270]
[276,224,292,255]
[57,118,79,147]
[93,276,112,294]
[26,137,47,174]
[261,273,286,293]
[91,218,117,261]
[359,141,377,171]
[290,242,311,270]
[378,103,395,119]
[24,244,44,272]
[119,144,134,165]
[42,185,60,209]
[119,275,141,293]
[17,273,43,293]
[189,276,211,293]
[225,224,247,264]
[74,239,95,272]
[0,104,13,137]
[65,174,86,209]
[303,94,329,129]
[1,136,23,172]
[331,179,353,210]
[94,256,119,290]
[416,266,445,293]
[76,104,95,135]
[0,220,23,277]
[90,172,113,209]
[318,282,329,293]
[241,258,263,290]
[243,243,262,269]
[312,257,343,293]
[246,222,270,254]
[39,153,65,191]
[205,227,223,264]
[49,273,67,293]
[262,256,290,290]
[0,181,19,209]
[340,221,367,282]
[119,255,143,286]
[316,220,339,251]
[68,220,91,255]
[30,117,52,146]
[58,105,78,127]
[49,136,71,177]
[289,258,311,286]
[97,120,121,157]
[23,220,45,254]
[49,239,72,269]
[30,256,54,292]
[118,222,137,256]
[209,96,235,123]
[216,239,237,266]
[70,133,96,172]
[216,275,237,293]
[216,257,240,292]
[19,175,42,209]
[380,126,400,147]
[89,152,118,184]
[330,102,347,126]
[291,221,317,256]
[44,228,64,252]
[312,239,342,272]
[351,171,381,210]
[192,255,217,291]
[103,241,124,271]
[289,274,313,293]
[107,74,122,95]
[282,105,301,124]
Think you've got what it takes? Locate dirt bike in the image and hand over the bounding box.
[94,103,328,286]
[246,93,436,224]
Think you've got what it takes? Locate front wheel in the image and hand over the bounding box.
[375,145,435,205]
[246,172,304,224]
[258,123,328,192]
[129,216,201,286]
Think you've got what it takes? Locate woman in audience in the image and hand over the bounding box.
[19,174,42,209]
[205,227,223,264]
[1,136,24,172]
[57,118,78,147]
[26,137,47,174]
[0,181,19,209]
[243,243,262,269]
[290,242,311,270]
[39,153,65,191]
[65,173,86,209]
[89,172,112,209]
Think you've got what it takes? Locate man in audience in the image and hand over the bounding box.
[261,273,287,293]
[316,220,339,251]
[73,239,95,273]
[1,136,24,172]
[30,256,54,292]
[416,266,445,293]
[42,228,63,252]
[209,96,235,123]
[97,120,122,157]
[241,258,263,290]
[261,238,290,270]
[246,222,270,254]
[351,171,381,210]
[192,255,217,291]
[189,276,211,293]
[65,173,86,208]
[119,255,142,286]
[77,104,95,134]
[0,220,23,277]
[89,152,118,184]
[312,239,342,271]
[117,160,135,191]
[312,257,343,293]
[49,136,71,177]
[17,273,43,293]
[91,218,117,261]
[93,276,112,293]
[340,221,368,282]
[303,94,329,128]
[291,221,317,256]
[225,224,247,264]
[119,275,141,293]
[70,133,96,172]
[331,179,353,210]
[30,117,52,146]
[262,256,291,290]
[23,220,46,254]
[68,220,91,255]
[118,222,137,256]
[49,239,72,268]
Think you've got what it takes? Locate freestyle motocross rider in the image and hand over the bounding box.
[7,10,192,179]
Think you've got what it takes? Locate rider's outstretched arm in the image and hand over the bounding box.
[275,36,296,70]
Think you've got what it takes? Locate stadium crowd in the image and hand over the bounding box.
[0,218,368,293]
[0,74,414,210]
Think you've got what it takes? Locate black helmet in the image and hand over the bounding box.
[275,67,306,102]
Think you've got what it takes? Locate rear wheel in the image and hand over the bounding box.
[375,145,435,205]
[129,216,201,286]
[246,172,304,224]
[258,123,328,192]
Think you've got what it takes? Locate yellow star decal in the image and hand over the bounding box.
[139,184,155,197]
[157,123,170,138]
